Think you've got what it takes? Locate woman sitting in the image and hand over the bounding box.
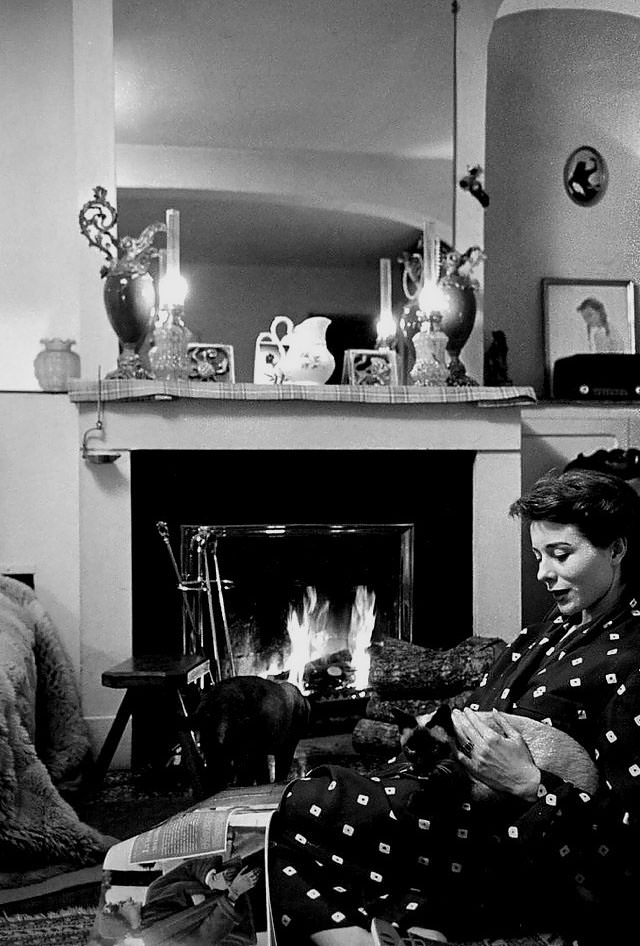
[267,469,640,946]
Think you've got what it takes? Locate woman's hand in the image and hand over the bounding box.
[452,707,541,802]
[228,866,262,900]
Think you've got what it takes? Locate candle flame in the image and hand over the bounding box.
[418,278,446,315]
[159,273,188,308]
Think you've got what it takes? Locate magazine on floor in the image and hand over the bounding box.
[129,783,284,864]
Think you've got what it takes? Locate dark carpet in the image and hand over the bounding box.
[0,907,96,945]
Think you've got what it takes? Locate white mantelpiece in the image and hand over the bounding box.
[72,382,534,755]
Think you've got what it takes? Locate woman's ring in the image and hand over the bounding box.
[462,739,474,757]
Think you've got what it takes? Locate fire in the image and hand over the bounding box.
[349,586,376,690]
[285,585,376,693]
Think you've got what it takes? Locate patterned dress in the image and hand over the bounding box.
[267,596,640,945]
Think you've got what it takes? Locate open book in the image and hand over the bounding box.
[129,783,285,864]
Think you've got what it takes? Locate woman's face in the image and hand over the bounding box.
[580,305,604,329]
[530,520,625,621]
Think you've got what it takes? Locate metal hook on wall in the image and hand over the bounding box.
[81,368,122,464]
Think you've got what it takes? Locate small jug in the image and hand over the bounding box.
[277,316,335,385]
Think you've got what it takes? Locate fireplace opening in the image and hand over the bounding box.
[130,449,474,761]
[177,522,413,702]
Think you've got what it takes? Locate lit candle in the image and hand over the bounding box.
[422,220,435,285]
[161,210,187,307]
[166,208,180,280]
[377,258,396,345]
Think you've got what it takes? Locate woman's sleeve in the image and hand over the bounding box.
[504,666,640,915]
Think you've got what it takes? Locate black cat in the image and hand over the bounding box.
[190,675,311,796]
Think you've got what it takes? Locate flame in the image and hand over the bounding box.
[284,585,376,693]
[349,586,376,690]
[285,586,329,692]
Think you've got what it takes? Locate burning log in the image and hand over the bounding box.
[367,636,506,700]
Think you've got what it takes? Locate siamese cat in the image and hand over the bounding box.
[391,703,599,801]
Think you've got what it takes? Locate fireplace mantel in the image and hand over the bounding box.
[69,379,536,406]
[73,381,533,759]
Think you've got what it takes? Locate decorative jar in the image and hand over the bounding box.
[33,338,81,392]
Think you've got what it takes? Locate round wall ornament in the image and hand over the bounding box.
[563,146,608,207]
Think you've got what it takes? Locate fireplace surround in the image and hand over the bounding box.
[71,381,531,760]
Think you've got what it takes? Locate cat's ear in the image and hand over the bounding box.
[389,706,417,732]
[430,704,455,736]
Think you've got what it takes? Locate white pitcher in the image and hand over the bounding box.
[276,316,335,385]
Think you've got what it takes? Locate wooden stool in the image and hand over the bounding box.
[91,654,213,796]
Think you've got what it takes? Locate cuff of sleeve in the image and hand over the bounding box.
[535,768,566,801]
[216,895,238,920]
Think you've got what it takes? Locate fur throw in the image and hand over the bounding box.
[0,575,113,874]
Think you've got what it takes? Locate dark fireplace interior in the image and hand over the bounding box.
[130,449,474,764]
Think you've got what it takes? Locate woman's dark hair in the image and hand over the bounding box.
[510,469,640,584]
[577,296,608,330]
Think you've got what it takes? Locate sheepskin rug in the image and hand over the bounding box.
[0,576,113,880]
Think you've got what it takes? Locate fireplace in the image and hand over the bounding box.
[131,450,474,668]
[71,388,528,763]
[128,449,472,758]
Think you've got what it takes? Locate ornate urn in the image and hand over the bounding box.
[79,186,166,379]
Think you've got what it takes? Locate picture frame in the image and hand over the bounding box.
[563,145,608,207]
[187,343,235,383]
[342,348,399,386]
[541,278,636,394]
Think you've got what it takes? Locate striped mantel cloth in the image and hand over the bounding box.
[68,380,537,407]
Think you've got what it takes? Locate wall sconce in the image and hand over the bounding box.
[81,368,122,464]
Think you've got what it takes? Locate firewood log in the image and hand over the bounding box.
[365,690,474,724]
[352,718,400,756]
[368,636,506,699]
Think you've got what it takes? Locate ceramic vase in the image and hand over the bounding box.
[33,338,81,392]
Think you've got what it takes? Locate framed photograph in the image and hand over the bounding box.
[542,278,636,393]
[563,146,608,207]
[342,348,399,386]
[187,343,235,383]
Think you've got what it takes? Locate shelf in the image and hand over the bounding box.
[68,379,536,407]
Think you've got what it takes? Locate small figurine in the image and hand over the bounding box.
[484,329,513,386]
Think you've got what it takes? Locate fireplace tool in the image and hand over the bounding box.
[156,521,202,655]
[156,522,236,681]
[191,527,236,678]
